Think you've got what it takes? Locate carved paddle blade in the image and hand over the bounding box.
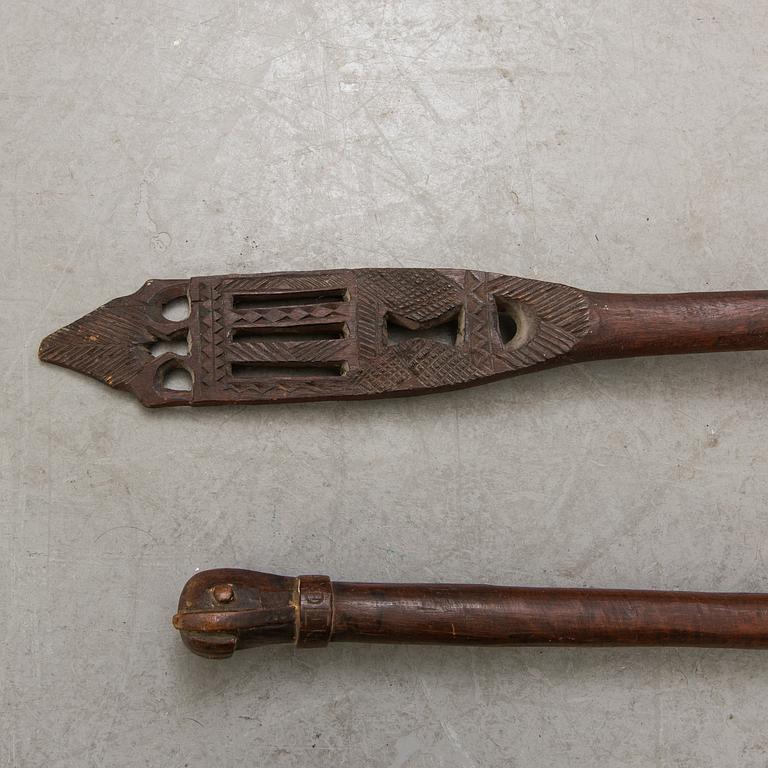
[38,269,592,406]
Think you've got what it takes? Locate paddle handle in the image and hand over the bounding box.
[573,291,768,361]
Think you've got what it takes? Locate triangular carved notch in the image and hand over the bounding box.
[385,309,461,347]
[146,336,190,357]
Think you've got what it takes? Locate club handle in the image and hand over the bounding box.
[331,583,768,648]
[573,291,768,361]
[173,569,768,658]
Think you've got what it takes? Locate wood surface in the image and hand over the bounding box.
[38,269,768,406]
[173,569,768,658]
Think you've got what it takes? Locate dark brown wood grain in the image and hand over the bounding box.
[173,569,768,658]
[39,269,768,406]
[572,291,768,360]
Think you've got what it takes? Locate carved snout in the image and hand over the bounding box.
[173,568,333,658]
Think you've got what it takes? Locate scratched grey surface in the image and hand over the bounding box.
[3,1,768,766]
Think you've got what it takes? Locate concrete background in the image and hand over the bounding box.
[3,1,768,765]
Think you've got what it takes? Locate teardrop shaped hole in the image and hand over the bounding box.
[497,310,518,344]
[162,296,190,321]
[162,367,193,391]
[494,297,523,346]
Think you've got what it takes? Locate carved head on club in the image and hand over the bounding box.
[173,568,332,658]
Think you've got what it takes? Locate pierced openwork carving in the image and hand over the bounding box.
[39,268,595,406]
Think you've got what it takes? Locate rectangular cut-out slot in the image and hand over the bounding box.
[232,289,348,310]
[231,362,345,379]
[232,323,346,343]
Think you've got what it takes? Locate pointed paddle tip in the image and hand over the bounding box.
[38,329,60,364]
[37,322,90,369]
[35,309,136,385]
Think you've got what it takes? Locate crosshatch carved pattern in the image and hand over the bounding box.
[39,269,593,406]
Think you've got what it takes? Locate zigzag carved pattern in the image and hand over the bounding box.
[229,304,344,324]
[212,287,226,384]
[40,269,595,405]
[463,270,495,374]
[198,282,227,386]
[202,274,355,398]
[197,283,214,386]
[228,378,338,397]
